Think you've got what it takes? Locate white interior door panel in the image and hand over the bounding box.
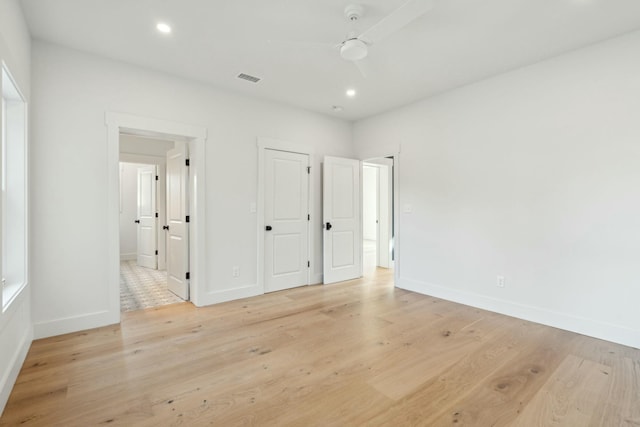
[323,156,361,284]
[264,149,309,292]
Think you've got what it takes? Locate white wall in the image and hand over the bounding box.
[353,30,640,349]
[30,41,353,338]
[362,165,378,241]
[119,163,146,259]
[0,0,32,415]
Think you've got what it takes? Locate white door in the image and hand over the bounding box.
[166,143,189,300]
[323,156,361,284]
[136,165,157,269]
[264,149,309,293]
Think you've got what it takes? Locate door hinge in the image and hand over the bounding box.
[185,158,190,167]
[155,212,158,218]
[186,272,190,280]
[155,175,159,181]
[185,215,190,223]
[155,250,158,255]
[307,214,310,221]
[307,166,310,174]
[307,261,310,268]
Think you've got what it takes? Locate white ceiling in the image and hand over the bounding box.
[19,0,640,121]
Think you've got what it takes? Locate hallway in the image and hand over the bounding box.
[120,260,183,312]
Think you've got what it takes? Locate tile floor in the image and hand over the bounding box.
[120,260,184,312]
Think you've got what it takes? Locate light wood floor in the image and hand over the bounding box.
[1,268,639,426]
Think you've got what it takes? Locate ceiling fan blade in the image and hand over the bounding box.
[358,0,434,44]
[353,59,371,79]
[267,39,337,50]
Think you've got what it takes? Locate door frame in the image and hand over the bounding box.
[257,137,315,293]
[362,147,400,285]
[106,112,207,321]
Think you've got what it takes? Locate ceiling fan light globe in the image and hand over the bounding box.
[340,39,368,61]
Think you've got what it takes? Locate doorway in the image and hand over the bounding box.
[118,135,185,311]
[106,112,207,319]
[362,157,394,277]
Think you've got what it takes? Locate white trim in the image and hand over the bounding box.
[1,62,29,315]
[0,319,31,415]
[311,272,323,285]
[205,283,263,304]
[105,112,207,318]
[120,253,136,261]
[256,137,315,294]
[33,310,113,339]
[398,276,640,349]
[0,282,30,343]
[257,137,315,157]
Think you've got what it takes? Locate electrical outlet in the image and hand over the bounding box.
[497,275,505,288]
[232,266,240,278]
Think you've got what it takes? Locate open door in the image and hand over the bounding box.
[166,143,189,300]
[136,165,157,269]
[323,156,361,284]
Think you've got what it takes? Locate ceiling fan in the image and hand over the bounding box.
[340,0,434,62]
[267,0,435,78]
[273,0,435,78]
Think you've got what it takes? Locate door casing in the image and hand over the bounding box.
[107,112,207,323]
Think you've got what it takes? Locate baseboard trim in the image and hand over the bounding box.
[398,276,639,349]
[0,325,32,416]
[194,284,263,307]
[120,253,136,261]
[33,310,119,339]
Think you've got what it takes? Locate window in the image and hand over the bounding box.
[1,64,27,311]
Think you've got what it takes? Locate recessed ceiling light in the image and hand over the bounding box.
[156,22,172,34]
[346,89,356,97]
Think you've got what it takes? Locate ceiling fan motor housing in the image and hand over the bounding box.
[340,38,368,61]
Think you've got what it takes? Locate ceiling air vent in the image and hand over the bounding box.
[237,73,261,83]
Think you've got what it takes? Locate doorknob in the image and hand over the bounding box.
[134,220,140,224]
[163,225,169,230]
[265,225,272,231]
[326,222,332,230]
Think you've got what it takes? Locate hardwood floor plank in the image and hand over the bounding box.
[590,356,640,427]
[510,354,612,426]
[426,326,577,426]
[368,314,499,400]
[363,319,549,426]
[1,268,639,426]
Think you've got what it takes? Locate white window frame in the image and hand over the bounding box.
[1,62,28,312]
